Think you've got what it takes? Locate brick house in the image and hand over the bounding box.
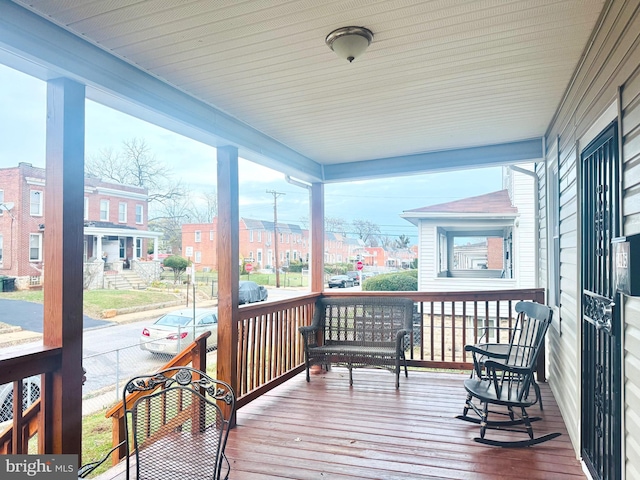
[0,163,162,289]
[182,217,371,272]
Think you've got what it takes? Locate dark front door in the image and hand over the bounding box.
[581,121,621,480]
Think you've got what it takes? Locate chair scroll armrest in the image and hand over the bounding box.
[78,440,126,478]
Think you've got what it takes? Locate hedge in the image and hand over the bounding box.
[361,270,418,291]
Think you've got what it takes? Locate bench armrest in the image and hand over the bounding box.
[395,328,411,350]
[298,325,320,347]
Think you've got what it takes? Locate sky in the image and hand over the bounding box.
[0,63,504,244]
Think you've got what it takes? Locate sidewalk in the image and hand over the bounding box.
[0,298,219,349]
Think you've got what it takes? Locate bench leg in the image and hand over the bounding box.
[305,355,310,382]
[349,364,353,386]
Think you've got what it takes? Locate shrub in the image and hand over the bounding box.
[362,271,417,291]
[163,255,188,283]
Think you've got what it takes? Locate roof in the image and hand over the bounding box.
[403,190,518,215]
[3,1,607,182]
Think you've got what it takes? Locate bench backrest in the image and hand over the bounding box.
[314,297,414,347]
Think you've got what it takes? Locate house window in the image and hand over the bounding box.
[30,190,43,216]
[29,276,41,286]
[195,251,201,263]
[0,190,4,216]
[436,230,512,279]
[209,230,214,240]
[249,230,254,242]
[29,233,42,261]
[118,202,127,223]
[84,197,89,220]
[248,251,254,261]
[135,204,144,224]
[258,230,262,242]
[257,250,262,264]
[195,231,201,242]
[0,234,3,265]
[119,238,125,258]
[136,238,142,258]
[100,200,109,221]
[549,163,560,307]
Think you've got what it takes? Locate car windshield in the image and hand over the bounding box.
[155,314,192,327]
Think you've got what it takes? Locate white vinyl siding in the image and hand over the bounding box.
[541,1,640,466]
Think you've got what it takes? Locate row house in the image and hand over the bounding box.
[182,218,370,272]
[0,163,162,289]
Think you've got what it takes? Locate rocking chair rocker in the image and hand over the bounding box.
[457,301,560,447]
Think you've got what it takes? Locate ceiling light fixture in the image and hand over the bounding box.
[325,26,373,63]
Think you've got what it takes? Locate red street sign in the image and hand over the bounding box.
[356,261,363,270]
[245,263,253,272]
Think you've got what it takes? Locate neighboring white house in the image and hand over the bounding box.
[401,165,536,292]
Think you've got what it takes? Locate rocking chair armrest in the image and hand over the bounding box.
[464,343,509,359]
[484,359,531,375]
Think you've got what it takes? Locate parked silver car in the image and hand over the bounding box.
[140,308,218,355]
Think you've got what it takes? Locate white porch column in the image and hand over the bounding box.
[132,236,138,260]
[96,234,103,259]
[153,238,159,260]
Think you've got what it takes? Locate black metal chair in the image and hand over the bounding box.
[457,301,560,447]
[79,366,235,479]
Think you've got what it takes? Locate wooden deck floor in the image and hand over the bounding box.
[95,368,585,480]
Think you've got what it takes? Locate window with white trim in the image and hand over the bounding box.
[136,238,142,258]
[0,190,4,216]
[249,230,254,242]
[258,230,262,242]
[195,251,201,263]
[30,190,43,216]
[118,202,127,223]
[135,204,144,224]
[209,230,214,240]
[29,233,42,261]
[195,230,201,242]
[100,200,109,221]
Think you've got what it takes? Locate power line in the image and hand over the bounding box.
[266,190,286,287]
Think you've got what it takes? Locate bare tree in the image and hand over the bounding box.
[86,138,184,205]
[187,190,218,223]
[352,219,381,246]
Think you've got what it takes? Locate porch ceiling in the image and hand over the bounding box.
[3,0,607,182]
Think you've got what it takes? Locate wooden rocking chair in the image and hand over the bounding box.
[457,301,560,447]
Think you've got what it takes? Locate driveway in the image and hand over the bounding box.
[0,298,110,332]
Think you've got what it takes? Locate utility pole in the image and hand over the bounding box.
[266,190,285,288]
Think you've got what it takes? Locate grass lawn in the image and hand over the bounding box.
[1,290,180,318]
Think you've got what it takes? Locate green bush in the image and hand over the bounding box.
[163,255,188,283]
[362,271,417,291]
[287,260,308,273]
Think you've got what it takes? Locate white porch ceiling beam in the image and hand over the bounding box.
[0,0,322,182]
[323,138,543,182]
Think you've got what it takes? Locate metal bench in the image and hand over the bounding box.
[299,296,414,389]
